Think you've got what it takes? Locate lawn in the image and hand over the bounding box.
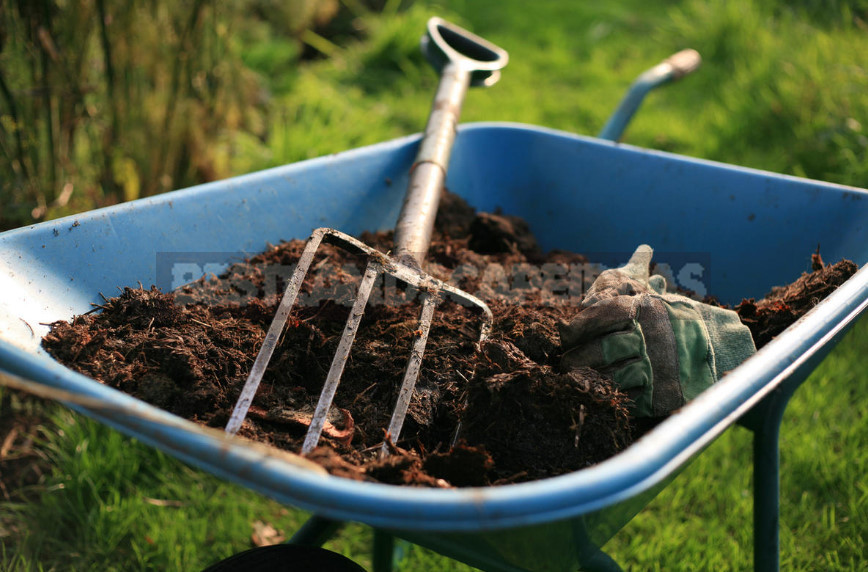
[1,0,866,570]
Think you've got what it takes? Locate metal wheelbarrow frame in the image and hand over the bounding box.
[1,122,866,571]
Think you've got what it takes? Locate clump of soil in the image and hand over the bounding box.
[463,340,631,482]
[736,257,858,348]
[41,193,857,487]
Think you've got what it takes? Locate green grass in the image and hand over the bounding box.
[3,0,867,569]
[605,314,868,570]
[217,0,868,187]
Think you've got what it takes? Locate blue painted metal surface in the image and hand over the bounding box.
[1,123,867,571]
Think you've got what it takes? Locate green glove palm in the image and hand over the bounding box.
[559,245,756,417]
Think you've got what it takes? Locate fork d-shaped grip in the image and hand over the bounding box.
[391,18,508,269]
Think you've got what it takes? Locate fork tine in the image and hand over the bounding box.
[225,227,493,459]
[380,290,438,457]
[225,229,326,435]
[301,260,382,454]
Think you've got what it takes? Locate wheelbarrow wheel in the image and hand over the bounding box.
[202,544,367,572]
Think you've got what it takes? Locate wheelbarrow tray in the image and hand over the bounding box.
[1,122,867,571]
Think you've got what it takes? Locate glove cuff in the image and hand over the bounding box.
[695,303,757,379]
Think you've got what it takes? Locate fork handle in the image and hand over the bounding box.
[392,61,470,268]
[392,18,508,269]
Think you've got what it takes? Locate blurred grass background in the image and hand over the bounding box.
[1,0,866,570]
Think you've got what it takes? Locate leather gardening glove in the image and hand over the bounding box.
[558,245,756,417]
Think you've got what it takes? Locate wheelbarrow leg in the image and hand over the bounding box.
[289,515,344,546]
[573,518,623,572]
[290,517,402,571]
[373,530,395,572]
[578,550,622,572]
[750,383,798,572]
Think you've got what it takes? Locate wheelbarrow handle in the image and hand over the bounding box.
[392,18,508,268]
[598,48,701,142]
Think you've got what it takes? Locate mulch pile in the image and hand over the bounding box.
[735,249,858,348]
[41,193,857,487]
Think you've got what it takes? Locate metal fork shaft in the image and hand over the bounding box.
[393,62,471,268]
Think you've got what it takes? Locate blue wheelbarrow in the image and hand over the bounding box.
[1,20,866,572]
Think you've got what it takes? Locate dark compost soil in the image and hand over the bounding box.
[735,250,858,349]
[41,193,857,487]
